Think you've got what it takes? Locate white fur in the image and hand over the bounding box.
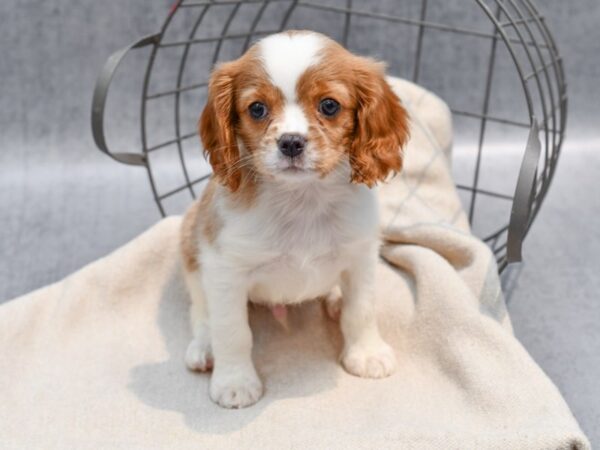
[185,167,396,408]
[184,32,396,409]
[278,102,309,135]
[259,32,323,101]
[259,32,322,146]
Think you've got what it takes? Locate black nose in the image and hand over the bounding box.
[277,134,306,158]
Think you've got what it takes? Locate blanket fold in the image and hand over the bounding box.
[0,78,588,450]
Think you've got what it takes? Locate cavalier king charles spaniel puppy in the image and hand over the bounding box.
[180,30,409,408]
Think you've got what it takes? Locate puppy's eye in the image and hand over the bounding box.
[248,102,268,120]
[319,98,340,117]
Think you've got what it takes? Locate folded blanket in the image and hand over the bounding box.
[0,78,589,449]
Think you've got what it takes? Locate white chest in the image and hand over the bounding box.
[215,181,379,305]
[246,205,353,303]
[248,247,345,304]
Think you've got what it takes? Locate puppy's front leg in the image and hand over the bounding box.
[340,245,396,378]
[203,269,262,408]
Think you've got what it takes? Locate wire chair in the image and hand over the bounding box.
[92,0,567,273]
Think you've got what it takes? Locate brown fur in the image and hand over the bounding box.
[200,63,243,192]
[296,38,410,185]
[200,45,280,200]
[349,57,409,186]
[180,179,221,272]
[296,67,354,177]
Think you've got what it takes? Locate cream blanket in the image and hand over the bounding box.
[0,79,589,449]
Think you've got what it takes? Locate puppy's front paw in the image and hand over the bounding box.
[341,340,397,379]
[185,338,213,372]
[210,365,263,408]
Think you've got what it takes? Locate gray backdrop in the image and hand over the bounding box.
[1,0,599,445]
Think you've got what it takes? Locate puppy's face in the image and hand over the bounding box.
[200,31,409,191]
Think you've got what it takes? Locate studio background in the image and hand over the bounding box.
[1,0,598,444]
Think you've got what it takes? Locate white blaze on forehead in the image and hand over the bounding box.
[259,32,324,137]
[258,32,324,101]
[281,103,309,134]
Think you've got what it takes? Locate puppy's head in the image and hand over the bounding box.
[200,31,409,191]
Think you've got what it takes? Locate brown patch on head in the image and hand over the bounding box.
[296,60,354,177]
[180,179,222,272]
[200,45,274,192]
[233,68,285,180]
[296,36,410,184]
[200,44,285,203]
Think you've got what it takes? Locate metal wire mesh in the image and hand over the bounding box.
[94,0,567,273]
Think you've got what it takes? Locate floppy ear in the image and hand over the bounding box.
[349,58,410,187]
[200,62,242,192]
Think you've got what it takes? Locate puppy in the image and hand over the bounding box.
[180,30,409,408]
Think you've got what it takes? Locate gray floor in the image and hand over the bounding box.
[500,140,600,444]
[1,0,598,446]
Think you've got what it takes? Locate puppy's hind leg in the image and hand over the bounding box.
[324,285,342,322]
[183,268,213,372]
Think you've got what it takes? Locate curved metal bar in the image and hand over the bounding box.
[242,0,272,52]
[91,33,160,166]
[342,0,353,47]
[278,0,299,31]
[474,0,536,119]
[140,7,182,216]
[211,2,244,65]
[412,0,428,83]
[496,1,552,192]
[173,5,213,200]
[526,1,566,93]
[505,1,560,240]
[495,3,556,250]
[520,0,568,226]
[507,122,541,262]
[467,3,501,224]
[474,0,540,264]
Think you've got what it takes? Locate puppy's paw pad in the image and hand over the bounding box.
[210,373,263,409]
[342,342,396,379]
[185,339,213,372]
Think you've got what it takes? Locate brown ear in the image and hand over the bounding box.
[349,58,410,187]
[200,62,242,192]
